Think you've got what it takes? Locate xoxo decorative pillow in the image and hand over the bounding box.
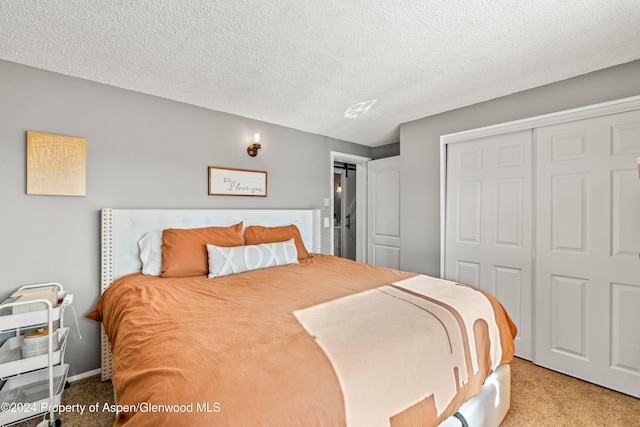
[207,238,298,278]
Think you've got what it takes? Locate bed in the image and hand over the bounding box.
[89,208,516,426]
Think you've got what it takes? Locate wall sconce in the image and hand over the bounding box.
[247,133,262,157]
[336,183,342,193]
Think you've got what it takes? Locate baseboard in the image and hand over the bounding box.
[67,368,101,382]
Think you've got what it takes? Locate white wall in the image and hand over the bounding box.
[399,59,640,276]
[0,60,372,376]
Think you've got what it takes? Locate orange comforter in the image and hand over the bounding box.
[88,254,515,426]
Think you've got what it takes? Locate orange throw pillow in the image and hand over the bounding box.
[243,224,310,260]
[161,222,244,278]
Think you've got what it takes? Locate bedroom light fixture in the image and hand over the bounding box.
[247,133,261,157]
[344,99,377,119]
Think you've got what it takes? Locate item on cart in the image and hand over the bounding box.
[21,327,60,358]
[10,286,58,314]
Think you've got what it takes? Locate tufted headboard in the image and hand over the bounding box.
[99,208,322,380]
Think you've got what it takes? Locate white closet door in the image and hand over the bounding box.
[367,156,401,268]
[535,109,640,397]
[444,130,533,359]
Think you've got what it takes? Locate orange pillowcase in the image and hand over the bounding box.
[161,222,244,278]
[243,224,310,261]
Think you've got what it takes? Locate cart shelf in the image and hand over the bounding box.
[0,328,69,379]
[0,292,71,332]
[0,364,69,425]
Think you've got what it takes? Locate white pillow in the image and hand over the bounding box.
[207,239,298,279]
[138,230,163,276]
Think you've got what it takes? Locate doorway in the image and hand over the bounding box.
[329,152,371,262]
[334,162,357,260]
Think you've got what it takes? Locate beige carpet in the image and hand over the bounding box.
[12,357,640,426]
[502,357,639,426]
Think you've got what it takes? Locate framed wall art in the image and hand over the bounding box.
[208,166,267,197]
[26,131,86,196]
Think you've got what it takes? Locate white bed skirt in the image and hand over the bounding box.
[439,363,511,427]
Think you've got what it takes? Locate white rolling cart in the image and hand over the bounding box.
[0,283,73,427]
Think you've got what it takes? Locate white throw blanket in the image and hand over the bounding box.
[295,274,503,427]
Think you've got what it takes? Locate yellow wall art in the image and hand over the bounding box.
[27,131,86,196]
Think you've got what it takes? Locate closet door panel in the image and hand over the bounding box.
[456,260,481,288]
[456,180,482,244]
[611,170,640,258]
[445,130,533,359]
[535,109,640,397]
[611,282,640,374]
[549,274,588,358]
[551,174,588,253]
[493,266,523,332]
[495,179,523,246]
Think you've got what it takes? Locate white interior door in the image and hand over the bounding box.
[535,109,640,397]
[444,130,533,359]
[367,156,401,268]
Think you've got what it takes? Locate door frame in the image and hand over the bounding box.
[439,94,640,274]
[330,151,371,262]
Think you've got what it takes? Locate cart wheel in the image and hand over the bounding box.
[55,419,62,427]
[64,381,71,389]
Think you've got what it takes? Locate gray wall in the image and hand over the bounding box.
[399,59,640,277]
[0,60,371,376]
[4,57,640,377]
[372,142,400,159]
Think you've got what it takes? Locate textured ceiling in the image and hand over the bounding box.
[1,1,639,146]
